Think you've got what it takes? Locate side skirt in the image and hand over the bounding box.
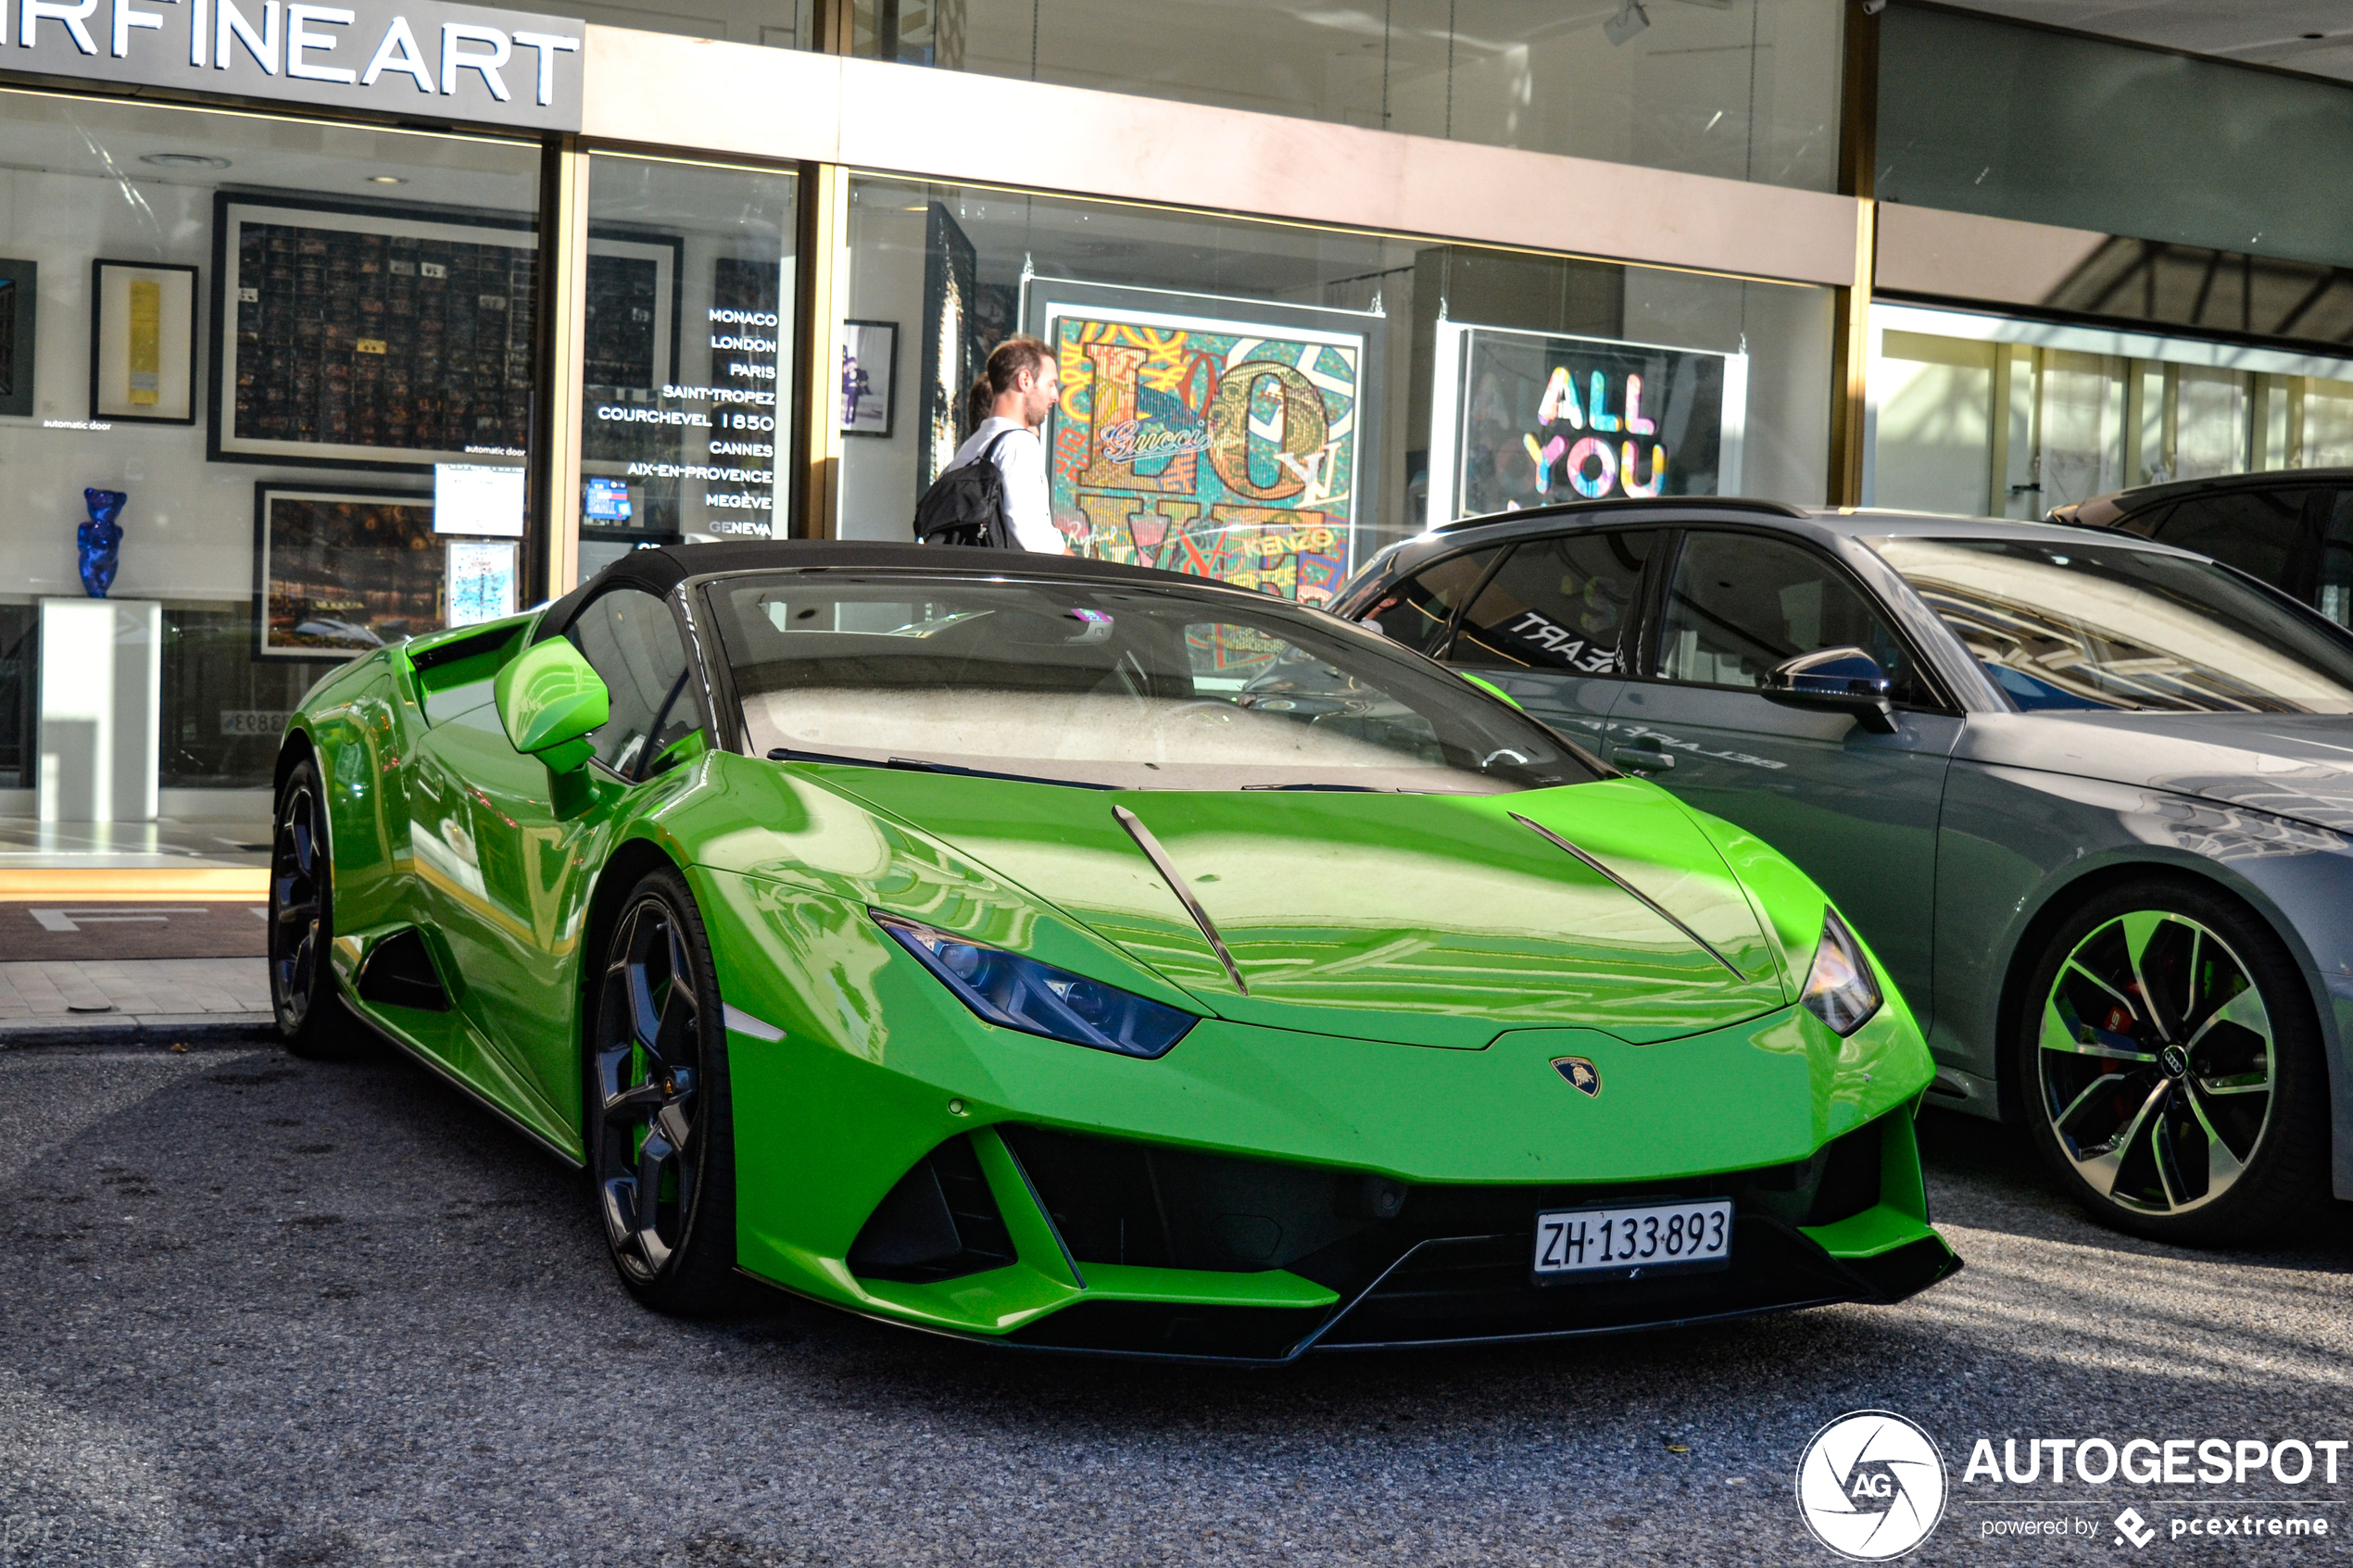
[342,998,585,1169]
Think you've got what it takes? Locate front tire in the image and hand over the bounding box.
[585,866,744,1315]
[269,756,345,1058]
[2015,877,2327,1245]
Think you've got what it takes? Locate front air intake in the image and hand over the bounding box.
[847,1135,1017,1284]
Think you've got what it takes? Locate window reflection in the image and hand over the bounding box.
[1870,536,2353,714]
[850,0,1843,191]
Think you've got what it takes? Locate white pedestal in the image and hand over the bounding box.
[38,598,161,824]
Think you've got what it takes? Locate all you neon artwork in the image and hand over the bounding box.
[1523,368,1668,499]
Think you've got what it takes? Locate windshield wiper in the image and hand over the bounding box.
[1239,782,1389,792]
[767,746,888,768]
[765,747,1113,790]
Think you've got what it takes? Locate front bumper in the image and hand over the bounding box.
[747,1106,1956,1362]
[705,872,1957,1358]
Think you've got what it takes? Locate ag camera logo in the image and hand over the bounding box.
[1796,1411,1948,1560]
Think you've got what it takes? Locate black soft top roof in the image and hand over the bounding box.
[536,541,1227,640]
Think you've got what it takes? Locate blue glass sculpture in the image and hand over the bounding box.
[79,489,124,599]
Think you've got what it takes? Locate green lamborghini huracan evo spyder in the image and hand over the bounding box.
[268,542,1957,1359]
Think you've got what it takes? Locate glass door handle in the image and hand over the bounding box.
[1608,744,1674,772]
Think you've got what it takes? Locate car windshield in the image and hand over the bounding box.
[1869,535,2353,714]
[702,572,1599,791]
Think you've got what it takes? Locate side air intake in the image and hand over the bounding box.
[355,929,453,1012]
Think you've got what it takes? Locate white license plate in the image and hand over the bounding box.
[1532,1198,1732,1277]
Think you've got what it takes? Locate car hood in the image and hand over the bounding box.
[1958,710,2353,836]
[822,771,1792,1049]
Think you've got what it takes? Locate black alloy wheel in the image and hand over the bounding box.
[586,866,743,1314]
[269,756,344,1057]
[2017,878,2326,1244]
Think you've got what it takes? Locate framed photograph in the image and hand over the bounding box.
[840,319,897,438]
[252,483,443,660]
[0,257,34,420]
[210,191,682,471]
[1023,280,1382,610]
[446,540,520,628]
[90,259,197,425]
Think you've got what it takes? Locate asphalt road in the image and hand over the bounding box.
[6,1032,2353,1567]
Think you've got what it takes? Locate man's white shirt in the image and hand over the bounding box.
[945,417,1064,554]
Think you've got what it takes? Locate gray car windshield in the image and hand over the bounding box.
[1870,535,2353,714]
[704,573,1598,791]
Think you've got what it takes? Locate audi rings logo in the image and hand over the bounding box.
[1796,1411,1948,1561]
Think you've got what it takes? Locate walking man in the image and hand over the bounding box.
[942,334,1065,554]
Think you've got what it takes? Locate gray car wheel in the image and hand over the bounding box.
[269,755,346,1058]
[2017,878,2327,1244]
[585,866,747,1316]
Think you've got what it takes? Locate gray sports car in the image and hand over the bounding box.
[1331,499,2353,1244]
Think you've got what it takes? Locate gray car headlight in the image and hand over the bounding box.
[873,910,1196,1060]
[1799,909,1881,1036]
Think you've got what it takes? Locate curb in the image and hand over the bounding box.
[0,1013,279,1048]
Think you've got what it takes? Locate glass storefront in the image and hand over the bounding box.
[837,178,1833,601]
[0,16,1855,820]
[0,88,544,791]
[574,154,799,581]
[849,0,1844,190]
[1868,303,2353,521]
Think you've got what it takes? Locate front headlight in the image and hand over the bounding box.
[873,911,1196,1060]
[1799,909,1881,1036]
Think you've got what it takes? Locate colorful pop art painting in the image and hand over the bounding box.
[1034,295,1368,614]
[1437,324,1747,523]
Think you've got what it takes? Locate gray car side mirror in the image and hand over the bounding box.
[1761,646,1898,734]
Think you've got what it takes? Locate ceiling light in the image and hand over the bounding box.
[366,174,408,185]
[139,152,230,169]
[1604,0,1650,46]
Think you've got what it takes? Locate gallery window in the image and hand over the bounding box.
[573,154,800,581]
[835,177,1833,601]
[0,87,547,789]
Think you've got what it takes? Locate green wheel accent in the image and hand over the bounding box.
[2035,909,2274,1217]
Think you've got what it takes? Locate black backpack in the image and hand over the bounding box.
[912,431,1017,548]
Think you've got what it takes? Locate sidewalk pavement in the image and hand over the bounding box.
[0,958,274,1045]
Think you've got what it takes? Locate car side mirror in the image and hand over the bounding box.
[1761,646,1897,734]
[493,637,610,772]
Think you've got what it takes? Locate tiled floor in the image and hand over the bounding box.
[0,958,270,1022]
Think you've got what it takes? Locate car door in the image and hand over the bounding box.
[1442,528,1659,750]
[1604,528,1958,1025]
[414,587,707,1122]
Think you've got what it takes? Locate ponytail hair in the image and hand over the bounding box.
[963,373,993,438]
